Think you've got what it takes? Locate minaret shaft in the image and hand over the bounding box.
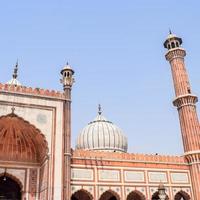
[164,34,200,199]
[169,56,190,97]
[166,48,200,152]
[60,63,74,200]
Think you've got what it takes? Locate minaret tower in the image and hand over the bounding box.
[164,32,200,198]
[60,63,75,200]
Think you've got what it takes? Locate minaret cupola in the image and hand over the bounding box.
[164,30,182,50]
[60,62,75,89]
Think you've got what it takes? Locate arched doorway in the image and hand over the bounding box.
[152,191,169,200]
[174,191,191,200]
[0,175,21,200]
[99,190,119,200]
[71,189,93,200]
[127,190,146,200]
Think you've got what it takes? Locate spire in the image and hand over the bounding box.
[13,60,18,79]
[7,60,21,86]
[98,104,102,115]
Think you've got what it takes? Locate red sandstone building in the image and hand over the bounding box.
[0,33,199,200]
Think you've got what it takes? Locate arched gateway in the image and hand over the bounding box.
[71,189,93,200]
[0,112,48,198]
[127,190,146,200]
[0,175,22,200]
[174,191,191,200]
[99,190,120,200]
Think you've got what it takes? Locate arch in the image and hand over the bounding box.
[99,190,120,200]
[174,190,191,200]
[0,113,49,163]
[0,174,22,200]
[127,190,146,200]
[171,42,175,48]
[152,191,169,200]
[71,189,93,200]
[0,172,23,190]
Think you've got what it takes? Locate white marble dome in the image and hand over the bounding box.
[76,108,128,152]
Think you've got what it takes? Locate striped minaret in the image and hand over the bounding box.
[164,32,200,199]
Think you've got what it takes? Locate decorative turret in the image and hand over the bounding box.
[164,30,182,50]
[164,32,200,199]
[60,62,75,89]
[60,62,75,200]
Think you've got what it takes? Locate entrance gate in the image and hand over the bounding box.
[0,176,21,200]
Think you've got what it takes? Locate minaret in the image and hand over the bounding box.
[60,63,75,200]
[164,32,200,198]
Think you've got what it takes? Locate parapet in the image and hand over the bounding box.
[0,83,65,99]
[72,149,186,165]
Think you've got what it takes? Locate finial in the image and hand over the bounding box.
[11,106,15,114]
[98,104,102,115]
[13,60,18,79]
[169,29,172,35]
[66,61,69,66]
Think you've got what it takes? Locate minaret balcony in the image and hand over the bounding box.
[173,94,198,109]
[165,48,186,62]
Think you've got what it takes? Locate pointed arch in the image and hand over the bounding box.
[99,190,120,200]
[152,191,169,200]
[174,190,191,200]
[0,173,22,200]
[0,172,23,189]
[127,190,146,200]
[71,189,93,200]
[0,113,49,163]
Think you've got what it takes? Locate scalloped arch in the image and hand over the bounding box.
[127,190,146,200]
[71,189,93,200]
[99,189,120,200]
[0,172,23,190]
[174,190,191,200]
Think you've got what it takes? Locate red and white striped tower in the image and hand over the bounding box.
[164,32,200,199]
[61,63,75,200]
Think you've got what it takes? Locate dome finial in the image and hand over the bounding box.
[169,28,172,35]
[13,60,18,79]
[98,104,102,115]
[11,106,15,114]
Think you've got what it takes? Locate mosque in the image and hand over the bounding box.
[0,33,199,200]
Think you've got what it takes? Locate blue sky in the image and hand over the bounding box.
[0,1,200,155]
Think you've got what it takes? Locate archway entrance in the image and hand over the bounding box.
[0,176,21,200]
[174,191,190,200]
[127,190,146,200]
[71,189,92,200]
[99,191,119,200]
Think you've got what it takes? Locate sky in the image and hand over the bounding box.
[0,1,200,155]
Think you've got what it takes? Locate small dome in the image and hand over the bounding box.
[76,107,128,152]
[7,78,21,86]
[0,112,48,163]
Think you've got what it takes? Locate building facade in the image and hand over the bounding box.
[0,33,199,200]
